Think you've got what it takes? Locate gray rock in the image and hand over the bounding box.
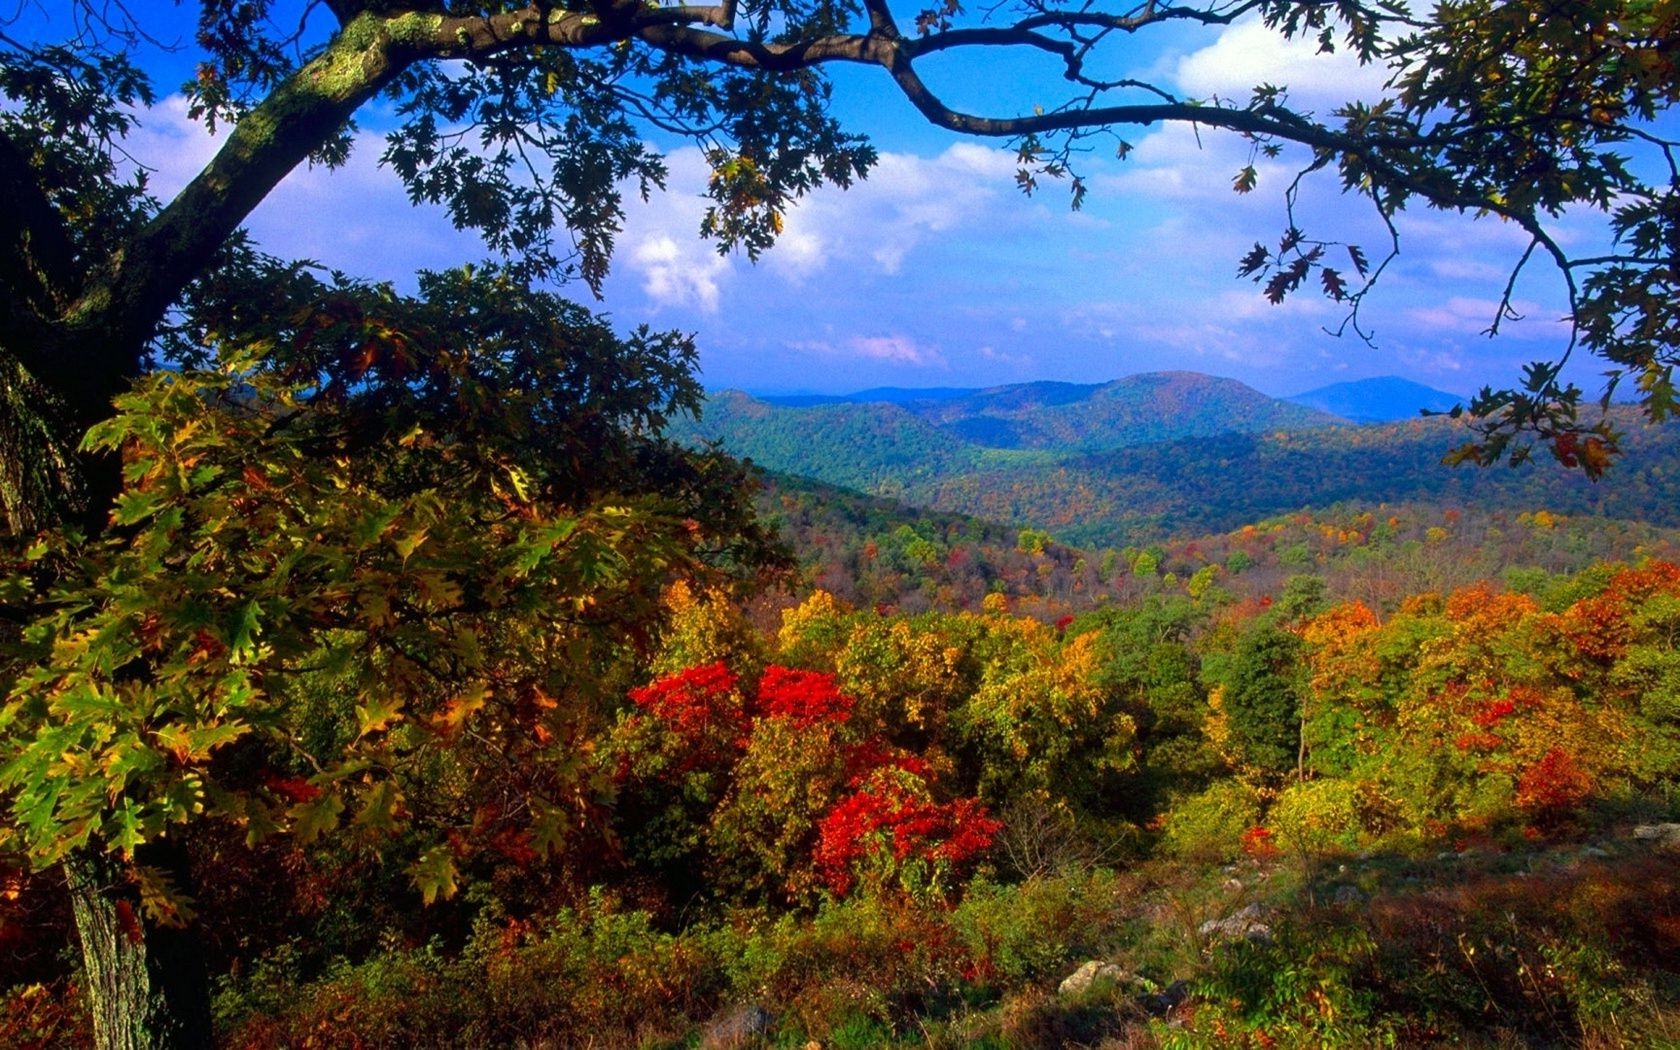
[1198,903,1271,943]
[1058,960,1129,997]
[1633,823,1680,851]
[700,1004,773,1050]
[1581,846,1611,859]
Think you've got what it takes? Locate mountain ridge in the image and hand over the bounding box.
[1286,375,1465,423]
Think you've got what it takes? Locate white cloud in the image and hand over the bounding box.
[612,148,737,313]
[852,335,944,365]
[1395,347,1470,375]
[790,335,948,368]
[120,96,223,201]
[1406,295,1552,336]
[764,142,1021,281]
[978,345,1033,367]
[630,235,727,313]
[1175,20,1395,110]
[119,96,491,281]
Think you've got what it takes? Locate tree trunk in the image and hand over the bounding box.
[65,847,213,1050]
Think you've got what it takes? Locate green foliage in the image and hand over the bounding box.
[1173,922,1389,1047]
[1267,780,1363,858]
[952,869,1126,986]
[0,267,776,915]
[1160,781,1263,862]
[1219,619,1305,779]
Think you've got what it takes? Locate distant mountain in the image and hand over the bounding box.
[906,372,1343,451]
[906,407,1680,548]
[704,372,1344,462]
[1286,376,1465,423]
[673,390,998,496]
[679,378,1680,548]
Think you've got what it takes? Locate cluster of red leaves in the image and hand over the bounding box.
[755,665,854,728]
[1469,697,1518,729]
[1453,731,1503,753]
[264,773,321,804]
[1515,748,1593,816]
[1241,825,1281,859]
[812,774,1000,896]
[1558,561,1680,663]
[629,663,999,897]
[841,738,932,786]
[627,661,744,740]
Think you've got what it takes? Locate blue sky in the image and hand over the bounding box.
[82,1,1614,400]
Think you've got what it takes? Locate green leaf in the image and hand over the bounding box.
[410,845,458,905]
[355,694,404,738]
[111,490,164,526]
[288,791,344,845]
[392,526,429,561]
[354,779,402,834]
[226,600,263,656]
[110,798,145,857]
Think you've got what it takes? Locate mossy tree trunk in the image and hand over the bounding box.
[65,848,212,1050]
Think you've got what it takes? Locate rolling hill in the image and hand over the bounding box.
[1286,375,1465,423]
[903,371,1343,451]
[679,374,1680,549]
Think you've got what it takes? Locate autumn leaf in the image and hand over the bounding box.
[355,694,404,739]
[1320,267,1348,300]
[288,792,345,845]
[410,844,459,905]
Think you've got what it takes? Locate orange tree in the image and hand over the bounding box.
[0,263,780,1048]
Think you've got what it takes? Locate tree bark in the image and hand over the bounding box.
[65,848,212,1050]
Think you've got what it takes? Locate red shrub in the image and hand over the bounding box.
[1241,825,1281,859]
[756,665,854,728]
[627,661,743,740]
[1515,748,1593,816]
[812,774,1000,896]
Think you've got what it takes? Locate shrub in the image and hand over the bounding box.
[1268,779,1363,857]
[1160,782,1263,862]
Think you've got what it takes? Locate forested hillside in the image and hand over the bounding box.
[52,550,1675,1048]
[896,372,1342,451]
[694,393,1680,548]
[675,372,1343,495]
[757,476,1680,622]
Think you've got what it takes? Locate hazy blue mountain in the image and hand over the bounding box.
[904,372,1344,450]
[1287,376,1465,423]
[737,372,1345,453]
